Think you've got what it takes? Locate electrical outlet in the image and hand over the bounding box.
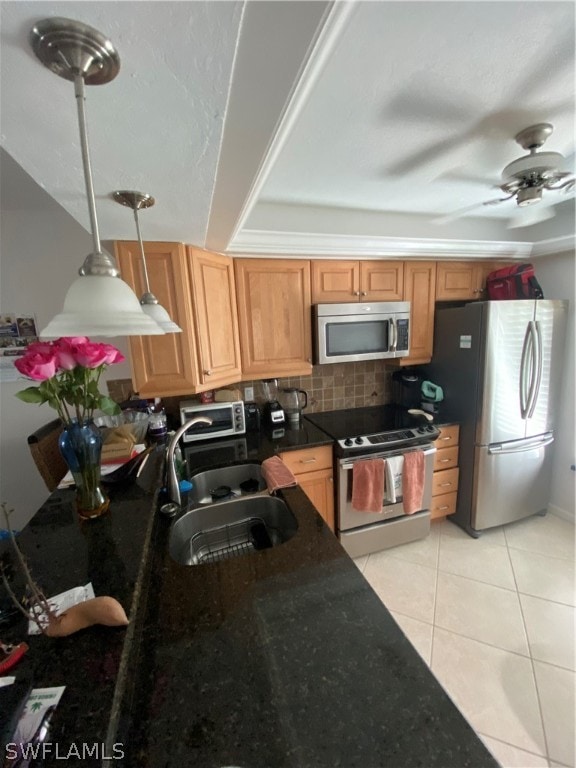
[244,386,254,402]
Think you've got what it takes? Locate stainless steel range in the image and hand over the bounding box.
[305,406,439,558]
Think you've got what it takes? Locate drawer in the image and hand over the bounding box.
[432,467,459,497]
[279,445,333,475]
[430,491,457,519]
[436,424,459,447]
[434,445,459,472]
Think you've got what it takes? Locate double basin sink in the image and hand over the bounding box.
[168,463,298,566]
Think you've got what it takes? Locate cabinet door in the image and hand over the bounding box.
[360,261,404,300]
[400,261,436,365]
[115,241,200,396]
[297,468,335,531]
[311,260,359,303]
[187,248,242,389]
[235,259,312,378]
[436,261,477,300]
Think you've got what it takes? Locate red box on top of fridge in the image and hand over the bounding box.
[486,263,544,300]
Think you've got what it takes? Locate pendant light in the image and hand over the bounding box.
[112,191,182,333]
[30,18,165,337]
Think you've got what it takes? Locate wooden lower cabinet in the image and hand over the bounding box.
[400,261,436,366]
[279,445,335,531]
[431,424,459,521]
[234,259,312,379]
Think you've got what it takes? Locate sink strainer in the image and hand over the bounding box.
[189,517,274,564]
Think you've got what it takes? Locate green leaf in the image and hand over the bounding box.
[98,396,121,416]
[15,387,45,404]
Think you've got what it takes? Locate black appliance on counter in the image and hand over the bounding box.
[392,370,424,409]
[243,401,261,432]
[305,405,439,558]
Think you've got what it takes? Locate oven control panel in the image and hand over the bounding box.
[337,424,439,452]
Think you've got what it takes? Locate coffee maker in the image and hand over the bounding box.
[260,379,285,427]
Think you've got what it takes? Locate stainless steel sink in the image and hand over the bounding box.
[186,463,266,507]
[169,495,298,566]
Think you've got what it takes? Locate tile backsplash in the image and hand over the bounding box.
[108,361,395,423]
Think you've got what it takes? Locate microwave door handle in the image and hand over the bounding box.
[389,317,397,351]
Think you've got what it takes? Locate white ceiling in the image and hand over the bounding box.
[1,1,574,258]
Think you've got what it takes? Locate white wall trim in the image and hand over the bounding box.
[229,228,534,259]
[548,504,575,523]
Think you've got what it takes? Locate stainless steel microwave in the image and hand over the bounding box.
[179,400,246,443]
[313,302,410,364]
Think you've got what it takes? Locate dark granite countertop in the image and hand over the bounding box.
[2,427,497,768]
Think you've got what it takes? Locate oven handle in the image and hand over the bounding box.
[340,445,436,471]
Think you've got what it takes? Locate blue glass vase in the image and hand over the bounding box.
[59,420,109,519]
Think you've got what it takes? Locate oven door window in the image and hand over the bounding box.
[326,318,389,357]
[183,406,233,437]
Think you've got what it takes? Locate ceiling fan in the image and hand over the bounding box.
[435,123,575,226]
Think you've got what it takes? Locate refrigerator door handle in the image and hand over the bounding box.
[527,321,543,419]
[519,321,536,419]
[488,432,554,455]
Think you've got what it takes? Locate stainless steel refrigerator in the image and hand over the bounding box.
[428,300,567,537]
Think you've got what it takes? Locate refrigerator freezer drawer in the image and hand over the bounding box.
[472,438,554,530]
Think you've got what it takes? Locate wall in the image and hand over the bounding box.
[536,250,575,521]
[0,207,131,529]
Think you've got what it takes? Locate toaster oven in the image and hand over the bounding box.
[179,400,246,443]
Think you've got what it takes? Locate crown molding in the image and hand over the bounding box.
[229,229,534,259]
[530,234,575,258]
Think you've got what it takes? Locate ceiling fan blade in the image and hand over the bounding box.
[507,206,557,229]
[385,84,476,125]
[432,197,508,225]
[386,134,473,178]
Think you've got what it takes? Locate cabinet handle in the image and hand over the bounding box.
[439,458,451,463]
[204,370,212,376]
[361,291,367,296]
[354,291,361,296]
[300,458,317,464]
[437,505,450,511]
[439,482,453,488]
[440,436,452,441]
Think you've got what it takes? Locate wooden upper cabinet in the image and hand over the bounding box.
[436,261,512,301]
[234,259,312,379]
[116,242,242,397]
[311,260,403,303]
[115,241,201,396]
[187,248,242,389]
[400,261,436,366]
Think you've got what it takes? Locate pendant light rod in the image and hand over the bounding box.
[112,190,182,333]
[74,73,103,260]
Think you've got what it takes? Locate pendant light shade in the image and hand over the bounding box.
[30,18,165,338]
[112,191,182,334]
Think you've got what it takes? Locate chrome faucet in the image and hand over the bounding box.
[166,417,212,507]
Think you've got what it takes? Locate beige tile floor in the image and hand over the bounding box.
[353,513,575,768]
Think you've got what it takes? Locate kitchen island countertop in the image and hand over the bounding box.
[2,428,498,768]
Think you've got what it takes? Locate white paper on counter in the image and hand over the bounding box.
[28,583,95,635]
[9,686,66,763]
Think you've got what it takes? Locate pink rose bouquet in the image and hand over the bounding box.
[15,337,125,424]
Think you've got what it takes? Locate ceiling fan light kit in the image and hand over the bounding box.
[30,17,165,338]
[112,190,182,334]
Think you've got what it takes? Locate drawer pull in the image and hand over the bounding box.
[437,505,450,511]
[440,436,452,441]
[439,458,451,463]
[300,458,317,464]
[439,482,452,487]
